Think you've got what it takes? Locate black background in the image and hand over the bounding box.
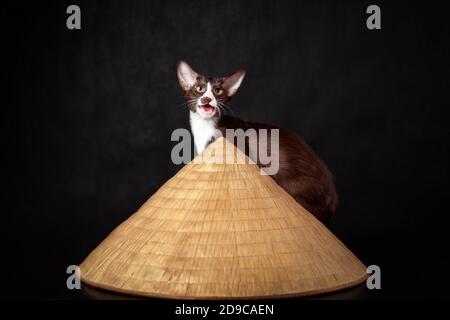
[3,0,450,301]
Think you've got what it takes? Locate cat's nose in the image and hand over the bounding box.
[201,97,211,104]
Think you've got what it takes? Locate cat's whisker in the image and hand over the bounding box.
[179,99,197,109]
[218,101,235,116]
[180,98,199,110]
[216,104,226,118]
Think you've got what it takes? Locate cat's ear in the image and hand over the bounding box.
[177,61,198,91]
[223,70,246,96]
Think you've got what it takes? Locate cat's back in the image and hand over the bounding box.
[219,115,312,156]
[218,114,337,224]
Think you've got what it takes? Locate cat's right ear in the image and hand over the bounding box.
[177,61,198,91]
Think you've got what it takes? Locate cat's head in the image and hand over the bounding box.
[177,61,245,119]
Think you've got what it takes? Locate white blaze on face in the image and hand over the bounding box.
[191,83,221,151]
[198,82,217,107]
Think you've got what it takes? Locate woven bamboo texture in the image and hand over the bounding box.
[80,137,367,299]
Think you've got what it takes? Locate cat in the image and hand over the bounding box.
[177,61,338,225]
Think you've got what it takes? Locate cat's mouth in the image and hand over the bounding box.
[198,104,216,116]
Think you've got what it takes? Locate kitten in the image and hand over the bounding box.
[177,61,338,225]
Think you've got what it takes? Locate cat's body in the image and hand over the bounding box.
[178,61,338,225]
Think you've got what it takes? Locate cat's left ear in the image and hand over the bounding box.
[223,70,246,97]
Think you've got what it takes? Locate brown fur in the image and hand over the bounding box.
[217,115,338,225]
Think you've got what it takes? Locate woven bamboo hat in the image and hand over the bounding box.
[80,137,367,299]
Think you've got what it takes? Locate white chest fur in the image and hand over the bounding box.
[189,111,222,154]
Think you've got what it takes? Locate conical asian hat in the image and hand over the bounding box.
[80,137,367,299]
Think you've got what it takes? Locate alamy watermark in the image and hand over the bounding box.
[171,128,280,175]
[367,265,381,290]
[66,5,380,31]
[66,265,81,290]
[366,5,381,30]
[66,5,81,30]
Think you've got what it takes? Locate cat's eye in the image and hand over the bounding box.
[195,85,206,93]
[214,88,224,95]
